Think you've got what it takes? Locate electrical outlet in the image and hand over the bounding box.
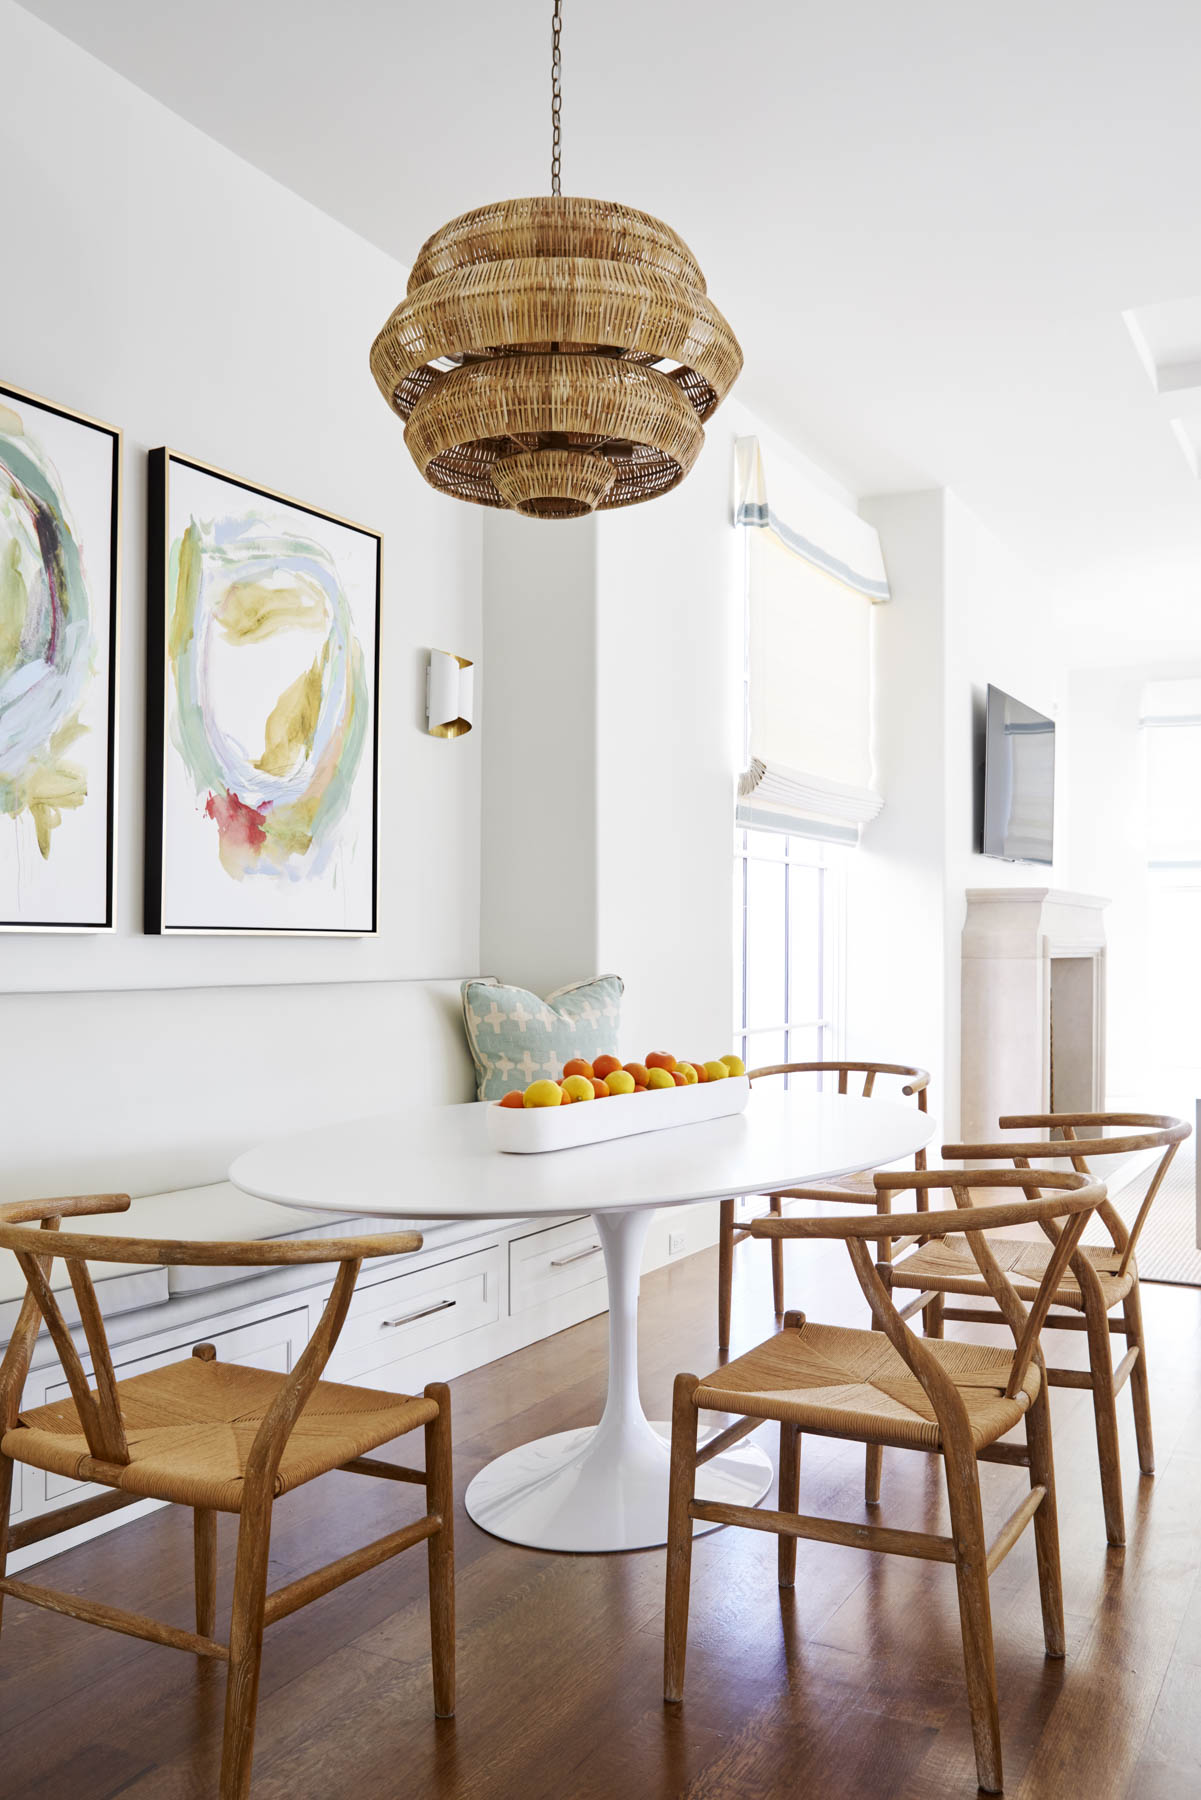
[668,1229,686,1257]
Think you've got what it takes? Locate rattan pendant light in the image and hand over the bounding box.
[370,0,742,519]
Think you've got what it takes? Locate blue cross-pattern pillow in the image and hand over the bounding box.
[461,974,625,1101]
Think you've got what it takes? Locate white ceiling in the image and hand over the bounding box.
[23,0,1201,658]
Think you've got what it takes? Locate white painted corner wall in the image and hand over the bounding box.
[0,1,482,991]
[853,489,1068,1139]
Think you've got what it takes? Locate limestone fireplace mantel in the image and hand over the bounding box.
[960,888,1109,1146]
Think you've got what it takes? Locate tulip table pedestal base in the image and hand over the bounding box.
[464,1207,773,1552]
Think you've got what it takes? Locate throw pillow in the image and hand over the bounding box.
[461,974,625,1101]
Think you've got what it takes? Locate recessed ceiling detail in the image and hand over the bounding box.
[1124,298,1201,478]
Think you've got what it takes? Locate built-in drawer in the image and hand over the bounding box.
[509,1216,606,1315]
[41,1305,309,1503]
[323,1245,500,1384]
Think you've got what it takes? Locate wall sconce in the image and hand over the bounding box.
[427,650,475,737]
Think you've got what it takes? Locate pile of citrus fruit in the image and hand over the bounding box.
[499,1051,747,1109]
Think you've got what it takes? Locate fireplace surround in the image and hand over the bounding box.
[961,888,1108,1145]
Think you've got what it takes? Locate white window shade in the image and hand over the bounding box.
[736,438,889,840]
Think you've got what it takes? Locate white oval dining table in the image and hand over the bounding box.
[230,1089,934,1554]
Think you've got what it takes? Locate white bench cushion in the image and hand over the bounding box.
[0,1183,419,1341]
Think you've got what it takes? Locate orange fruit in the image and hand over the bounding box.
[563,1058,594,1080]
[499,1090,526,1108]
[591,1077,610,1099]
[690,1060,708,1082]
[593,1054,622,1080]
[623,1062,649,1088]
[646,1051,677,1072]
[670,1070,687,1086]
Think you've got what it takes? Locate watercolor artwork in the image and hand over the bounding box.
[146,451,380,934]
[0,383,120,932]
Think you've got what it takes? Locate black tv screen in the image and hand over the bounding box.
[982,685,1054,864]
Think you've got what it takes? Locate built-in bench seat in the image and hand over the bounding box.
[0,1178,514,1338]
[0,976,704,1571]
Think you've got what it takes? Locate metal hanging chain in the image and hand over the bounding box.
[551,0,563,195]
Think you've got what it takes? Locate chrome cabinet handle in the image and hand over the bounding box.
[549,1243,602,1268]
[380,1298,456,1329]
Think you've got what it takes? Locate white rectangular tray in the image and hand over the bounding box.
[486,1074,750,1154]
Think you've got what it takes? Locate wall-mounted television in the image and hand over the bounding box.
[981,684,1055,864]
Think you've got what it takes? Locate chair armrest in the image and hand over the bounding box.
[0,1195,132,1226]
[0,1226,422,1267]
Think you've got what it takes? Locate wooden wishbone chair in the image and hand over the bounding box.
[0,1195,456,1800]
[886,1111,1190,1546]
[665,1167,1107,1797]
[719,1062,932,1353]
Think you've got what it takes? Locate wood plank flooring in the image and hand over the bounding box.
[2,1234,1199,1798]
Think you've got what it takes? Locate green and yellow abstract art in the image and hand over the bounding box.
[147,452,380,935]
[0,384,119,930]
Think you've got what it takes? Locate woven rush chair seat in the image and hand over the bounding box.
[696,1319,1039,1453]
[892,1236,1134,1313]
[3,1358,438,1513]
[770,1170,879,1203]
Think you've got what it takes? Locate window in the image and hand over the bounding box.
[734,826,844,1078]
[734,436,888,841]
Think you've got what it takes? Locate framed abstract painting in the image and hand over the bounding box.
[0,382,121,932]
[146,450,381,935]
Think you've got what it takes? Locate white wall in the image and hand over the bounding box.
[1062,659,1201,1104]
[941,495,1067,1125]
[0,2,481,993]
[851,489,1066,1137]
[479,513,598,998]
[591,409,745,1059]
[476,397,853,1064]
[850,491,950,1109]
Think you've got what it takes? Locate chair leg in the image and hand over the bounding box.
[864,1192,893,1507]
[664,1373,699,1704]
[1123,1282,1155,1476]
[1024,1378,1065,1657]
[0,1452,13,1637]
[769,1195,785,1317]
[943,1444,1003,1794]
[194,1509,218,1640]
[220,1502,274,1800]
[423,1382,456,1719]
[925,1291,945,1339]
[717,1200,735,1351]
[1083,1297,1126,1547]
[778,1423,801,1588]
[865,1442,883,1506]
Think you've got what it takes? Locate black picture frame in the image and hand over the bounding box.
[0,381,121,933]
[145,448,382,935]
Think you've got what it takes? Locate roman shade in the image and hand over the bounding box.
[735,438,889,841]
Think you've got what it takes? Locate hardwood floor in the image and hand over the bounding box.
[2,1234,1200,1798]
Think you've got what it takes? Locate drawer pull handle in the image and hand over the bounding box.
[380,1299,456,1329]
[549,1243,603,1268]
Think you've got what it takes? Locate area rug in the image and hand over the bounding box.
[1100,1140,1201,1287]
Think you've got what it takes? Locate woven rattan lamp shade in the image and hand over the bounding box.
[370,195,743,518]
